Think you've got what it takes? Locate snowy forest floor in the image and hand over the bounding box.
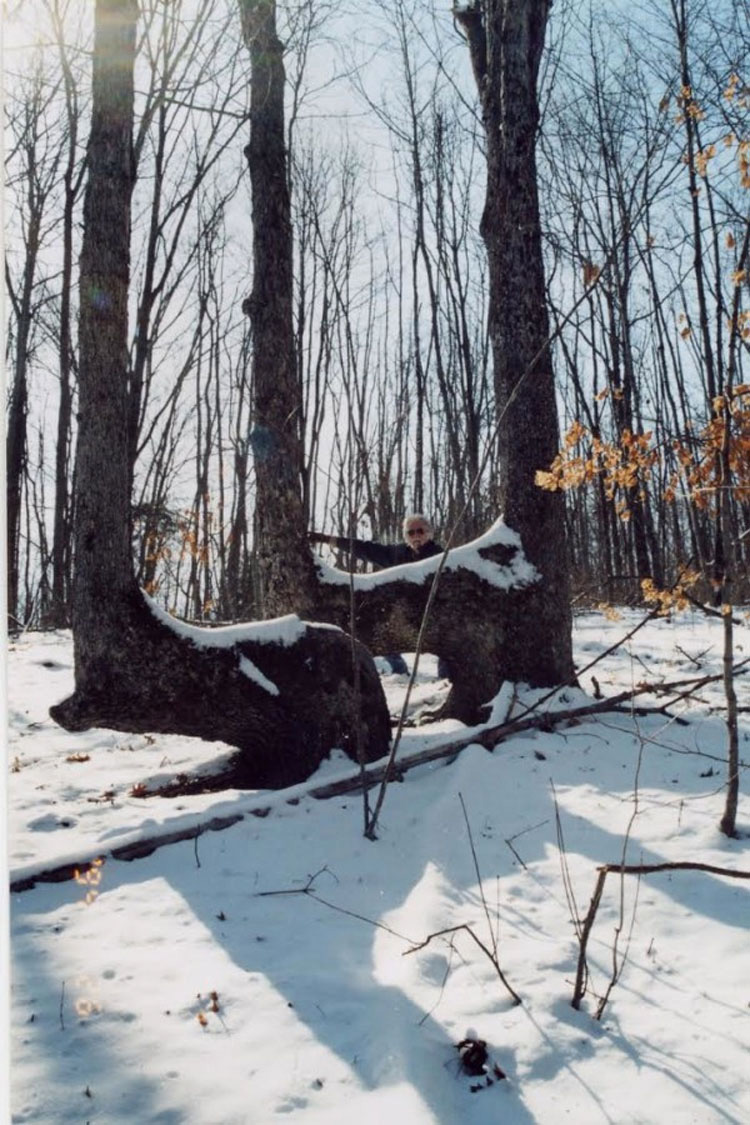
[7,608,750,1124]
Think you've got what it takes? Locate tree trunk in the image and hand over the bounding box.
[49,112,80,628]
[6,185,41,629]
[239,0,319,617]
[70,0,138,695]
[456,0,574,685]
[51,0,390,788]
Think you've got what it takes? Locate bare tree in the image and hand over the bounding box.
[238,0,319,616]
[455,0,574,685]
[4,52,65,627]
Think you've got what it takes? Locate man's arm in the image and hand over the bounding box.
[308,532,400,568]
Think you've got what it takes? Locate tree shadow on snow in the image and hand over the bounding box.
[11,707,748,1124]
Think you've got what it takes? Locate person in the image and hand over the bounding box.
[310,513,442,568]
[309,514,449,678]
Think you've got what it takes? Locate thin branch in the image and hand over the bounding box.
[404,922,522,1006]
[459,791,498,961]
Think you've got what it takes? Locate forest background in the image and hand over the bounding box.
[4,0,750,631]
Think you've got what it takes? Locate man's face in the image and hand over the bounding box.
[404,520,430,552]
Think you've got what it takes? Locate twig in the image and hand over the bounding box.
[504,819,551,870]
[571,867,607,1011]
[720,606,740,838]
[345,494,371,836]
[404,923,522,1006]
[595,731,647,1019]
[552,781,584,946]
[255,865,333,896]
[193,834,200,869]
[59,981,65,1031]
[364,542,455,839]
[684,590,746,624]
[459,792,498,962]
[417,939,457,1026]
[674,644,710,668]
[516,606,665,723]
[255,868,410,942]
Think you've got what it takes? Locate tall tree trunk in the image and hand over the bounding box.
[239,0,318,617]
[70,0,138,695]
[49,93,82,628]
[6,277,32,629]
[456,0,574,685]
[6,192,42,628]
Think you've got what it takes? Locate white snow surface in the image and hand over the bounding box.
[7,608,750,1124]
[314,516,538,590]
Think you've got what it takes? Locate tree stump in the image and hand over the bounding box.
[50,585,390,789]
[310,518,575,724]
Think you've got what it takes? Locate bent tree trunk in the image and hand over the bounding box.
[311,521,563,725]
[51,0,389,788]
[52,590,389,788]
[456,0,574,684]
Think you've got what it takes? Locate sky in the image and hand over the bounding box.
[7,605,750,1123]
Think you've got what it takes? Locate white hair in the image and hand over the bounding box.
[402,513,432,535]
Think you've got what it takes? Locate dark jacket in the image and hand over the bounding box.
[329,535,442,570]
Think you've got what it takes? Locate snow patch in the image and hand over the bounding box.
[144,591,308,647]
[238,655,279,696]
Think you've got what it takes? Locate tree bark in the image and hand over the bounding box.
[456,0,574,685]
[71,0,138,695]
[239,0,319,617]
[6,123,43,627]
[49,39,84,629]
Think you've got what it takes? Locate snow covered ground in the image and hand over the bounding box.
[7,608,750,1123]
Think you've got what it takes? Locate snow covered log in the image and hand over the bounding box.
[49,586,391,789]
[311,518,574,724]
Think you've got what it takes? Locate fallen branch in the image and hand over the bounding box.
[9,813,244,892]
[10,666,748,893]
[312,661,749,798]
[572,860,750,1014]
[255,867,411,942]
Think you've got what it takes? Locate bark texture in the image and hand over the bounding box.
[72,0,138,688]
[457,0,574,684]
[239,0,319,617]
